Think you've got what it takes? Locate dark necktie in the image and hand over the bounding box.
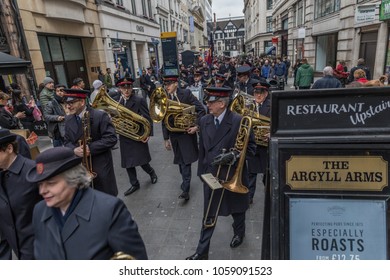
[76,115,81,124]
[215,118,220,130]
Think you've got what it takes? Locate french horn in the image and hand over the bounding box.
[92,86,151,142]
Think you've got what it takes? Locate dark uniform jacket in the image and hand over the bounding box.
[0,155,40,259]
[33,188,147,260]
[197,110,256,216]
[64,107,118,196]
[238,78,257,96]
[118,94,153,168]
[162,88,206,165]
[219,63,236,88]
[247,98,271,174]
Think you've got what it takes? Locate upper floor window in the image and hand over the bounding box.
[148,0,153,18]
[131,0,136,14]
[295,0,304,26]
[266,16,273,33]
[116,0,123,6]
[141,0,147,16]
[315,0,340,19]
[282,17,288,30]
[267,0,273,10]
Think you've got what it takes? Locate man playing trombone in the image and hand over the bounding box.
[186,87,256,260]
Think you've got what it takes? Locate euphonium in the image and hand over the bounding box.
[149,87,197,132]
[92,86,151,142]
[230,94,270,146]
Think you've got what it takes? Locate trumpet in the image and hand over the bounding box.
[149,87,197,132]
[79,111,97,182]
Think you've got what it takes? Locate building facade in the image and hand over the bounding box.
[213,16,245,57]
[245,0,388,79]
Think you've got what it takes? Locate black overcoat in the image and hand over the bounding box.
[162,88,206,165]
[197,110,256,216]
[64,108,118,196]
[0,155,40,260]
[33,188,147,260]
[119,94,153,168]
[247,98,271,174]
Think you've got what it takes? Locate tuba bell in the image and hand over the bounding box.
[149,87,197,132]
[230,94,270,146]
[92,86,151,142]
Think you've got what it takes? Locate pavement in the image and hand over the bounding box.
[34,120,266,260]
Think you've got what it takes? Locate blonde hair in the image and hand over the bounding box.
[354,69,366,79]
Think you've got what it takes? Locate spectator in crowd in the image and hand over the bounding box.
[11,88,36,132]
[44,84,67,147]
[283,56,291,84]
[295,58,314,90]
[353,69,368,84]
[292,59,302,89]
[348,58,371,83]
[72,78,85,90]
[334,60,349,87]
[97,69,104,83]
[311,66,342,89]
[104,68,113,89]
[0,91,24,129]
[39,77,55,110]
[261,60,271,79]
[90,80,104,105]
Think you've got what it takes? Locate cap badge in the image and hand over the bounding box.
[36,163,44,175]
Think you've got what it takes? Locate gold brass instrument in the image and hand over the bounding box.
[79,111,97,181]
[203,116,252,228]
[149,87,197,132]
[230,94,270,146]
[92,86,151,142]
[110,251,135,260]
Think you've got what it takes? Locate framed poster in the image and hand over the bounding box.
[289,198,387,260]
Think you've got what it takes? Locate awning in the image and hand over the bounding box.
[266,45,276,56]
[0,52,31,75]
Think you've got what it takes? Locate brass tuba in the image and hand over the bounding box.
[202,116,252,228]
[92,86,151,142]
[149,87,197,132]
[230,94,270,146]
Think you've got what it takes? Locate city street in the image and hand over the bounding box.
[37,116,266,260]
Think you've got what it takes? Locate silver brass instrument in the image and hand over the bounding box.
[79,111,97,181]
[149,87,197,132]
[230,94,270,146]
[92,86,151,142]
[202,116,252,228]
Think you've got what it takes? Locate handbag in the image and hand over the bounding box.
[32,106,42,121]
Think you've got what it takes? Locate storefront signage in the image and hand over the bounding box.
[298,28,305,39]
[273,89,390,137]
[380,0,390,21]
[136,25,144,32]
[286,156,388,191]
[355,5,376,24]
[161,32,178,76]
[290,198,387,260]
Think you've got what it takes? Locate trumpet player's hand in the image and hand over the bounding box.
[141,136,150,143]
[186,126,198,134]
[164,139,172,151]
[74,146,90,157]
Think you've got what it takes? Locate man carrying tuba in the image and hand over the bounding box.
[186,87,256,260]
[115,78,158,196]
[247,80,271,204]
[162,74,206,201]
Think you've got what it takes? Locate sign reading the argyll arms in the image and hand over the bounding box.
[272,88,390,137]
[286,156,388,191]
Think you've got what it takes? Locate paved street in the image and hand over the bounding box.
[36,116,266,260]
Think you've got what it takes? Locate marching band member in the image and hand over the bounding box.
[0,129,40,259]
[187,87,256,260]
[63,89,118,196]
[218,56,236,88]
[247,80,271,204]
[162,74,206,201]
[236,65,257,96]
[115,78,158,196]
[27,147,147,259]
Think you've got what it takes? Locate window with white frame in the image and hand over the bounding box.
[266,16,273,33]
[267,0,273,10]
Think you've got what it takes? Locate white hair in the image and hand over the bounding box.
[62,164,92,189]
[323,66,334,76]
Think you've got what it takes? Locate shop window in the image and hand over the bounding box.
[61,37,84,60]
[315,34,337,71]
[315,0,340,19]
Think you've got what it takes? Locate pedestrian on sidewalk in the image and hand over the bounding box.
[295,58,314,90]
[311,66,342,89]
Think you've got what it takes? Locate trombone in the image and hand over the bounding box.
[201,116,252,228]
[79,111,97,183]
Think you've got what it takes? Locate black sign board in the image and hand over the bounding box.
[161,32,178,76]
[263,88,390,260]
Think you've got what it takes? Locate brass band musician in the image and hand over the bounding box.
[63,89,118,196]
[186,87,256,260]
